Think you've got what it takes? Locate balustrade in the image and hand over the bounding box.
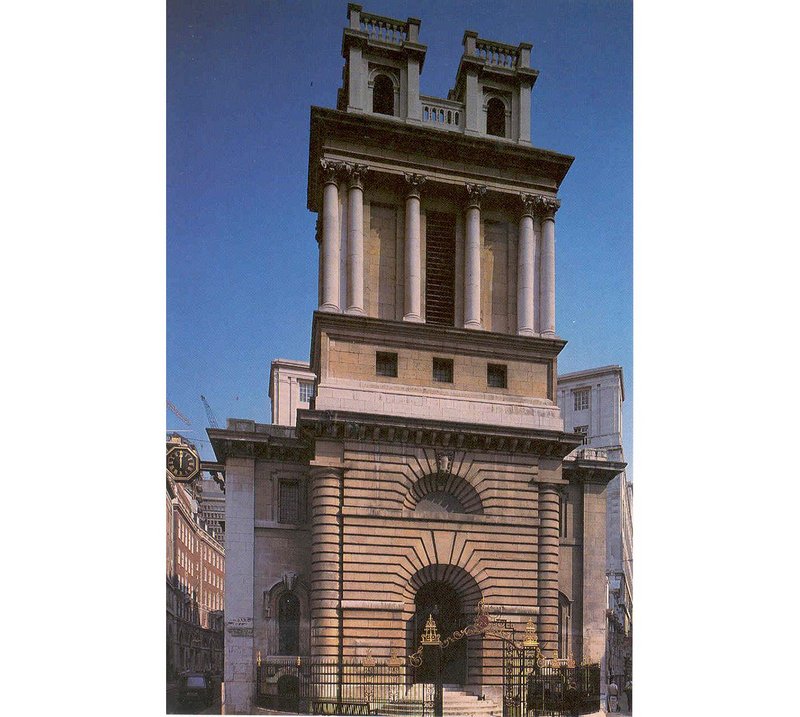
[359,12,408,44]
[474,39,519,68]
[420,96,464,130]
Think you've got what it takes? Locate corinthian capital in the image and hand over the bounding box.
[403,173,426,198]
[344,163,368,190]
[319,159,344,185]
[533,195,561,219]
[465,183,487,209]
[520,193,536,218]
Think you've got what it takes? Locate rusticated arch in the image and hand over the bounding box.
[404,472,484,514]
[405,564,484,685]
[404,563,483,613]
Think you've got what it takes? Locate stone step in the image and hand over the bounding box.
[375,687,501,717]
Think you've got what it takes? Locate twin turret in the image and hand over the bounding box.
[339,3,538,143]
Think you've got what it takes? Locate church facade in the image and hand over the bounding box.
[210,5,624,713]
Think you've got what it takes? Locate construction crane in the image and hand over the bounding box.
[200,394,219,428]
[167,400,191,426]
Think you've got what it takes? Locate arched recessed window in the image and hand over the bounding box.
[486,97,506,137]
[373,74,394,116]
[416,490,466,513]
[278,592,300,655]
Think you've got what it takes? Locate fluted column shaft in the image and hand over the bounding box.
[346,165,366,315]
[517,196,536,335]
[537,197,560,337]
[319,161,341,312]
[537,484,561,656]
[309,466,342,658]
[463,184,486,329]
[403,174,425,322]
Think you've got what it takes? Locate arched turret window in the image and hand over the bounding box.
[373,74,394,116]
[278,592,300,655]
[486,97,506,137]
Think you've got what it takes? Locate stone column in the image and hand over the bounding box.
[222,457,255,714]
[309,466,343,659]
[537,483,561,656]
[463,183,486,329]
[517,195,536,336]
[319,161,341,312]
[403,174,425,322]
[345,164,367,315]
[536,196,560,337]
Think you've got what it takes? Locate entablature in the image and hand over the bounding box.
[295,408,581,459]
[307,107,573,212]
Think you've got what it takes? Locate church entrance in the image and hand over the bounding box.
[412,581,467,684]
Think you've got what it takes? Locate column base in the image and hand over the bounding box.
[463,320,483,330]
[319,303,340,313]
[516,327,535,336]
[403,313,423,323]
[542,330,556,338]
[345,307,366,316]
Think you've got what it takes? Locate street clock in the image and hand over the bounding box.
[166,437,200,482]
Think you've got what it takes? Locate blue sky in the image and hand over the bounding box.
[167,0,633,464]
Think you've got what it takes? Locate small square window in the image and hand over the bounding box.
[432,357,453,383]
[298,380,314,403]
[487,363,507,388]
[573,388,590,411]
[376,352,398,377]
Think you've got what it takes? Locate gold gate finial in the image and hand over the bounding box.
[523,618,539,647]
[257,650,261,667]
[421,614,441,645]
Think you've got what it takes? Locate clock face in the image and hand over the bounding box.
[167,445,199,481]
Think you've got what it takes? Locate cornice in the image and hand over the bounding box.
[296,408,582,458]
[563,457,626,485]
[307,106,573,211]
[209,408,582,461]
[207,426,311,464]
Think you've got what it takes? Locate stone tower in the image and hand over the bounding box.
[211,6,623,712]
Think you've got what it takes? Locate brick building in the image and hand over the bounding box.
[209,6,625,713]
[166,446,225,678]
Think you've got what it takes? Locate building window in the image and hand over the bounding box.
[574,425,589,445]
[487,363,507,388]
[573,388,590,411]
[432,357,453,383]
[278,592,301,655]
[372,74,394,116]
[376,351,398,377]
[298,380,314,404]
[559,492,568,538]
[486,97,506,137]
[279,480,301,524]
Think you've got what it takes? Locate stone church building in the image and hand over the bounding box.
[209,5,624,713]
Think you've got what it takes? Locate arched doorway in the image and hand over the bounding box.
[413,581,467,684]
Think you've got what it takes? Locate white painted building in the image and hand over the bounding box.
[557,365,633,685]
[268,358,317,427]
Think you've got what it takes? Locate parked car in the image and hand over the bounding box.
[177,672,213,708]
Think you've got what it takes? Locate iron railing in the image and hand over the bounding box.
[502,643,600,717]
[256,657,433,715]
